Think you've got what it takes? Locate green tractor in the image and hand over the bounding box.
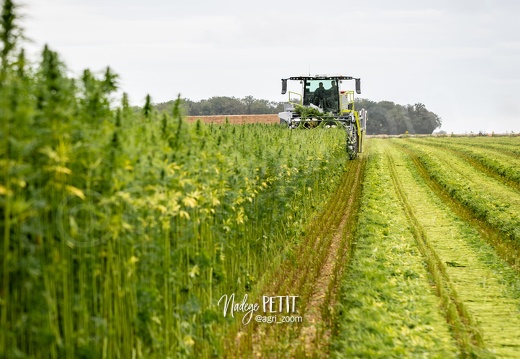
[278,75,367,159]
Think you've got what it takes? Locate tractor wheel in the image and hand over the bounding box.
[346,125,358,160]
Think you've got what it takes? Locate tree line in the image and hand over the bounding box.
[356,99,442,135]
[155,95,284,116]
[153,97,441,134]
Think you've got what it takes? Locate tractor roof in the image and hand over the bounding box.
[286,75,359,80]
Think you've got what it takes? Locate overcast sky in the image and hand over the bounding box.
[20,0,520,133]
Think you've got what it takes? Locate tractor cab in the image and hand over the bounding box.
[282,75,361,114]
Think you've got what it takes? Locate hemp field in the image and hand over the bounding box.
[4,114,520,359]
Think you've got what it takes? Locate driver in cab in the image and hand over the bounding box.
[313,82,326,106]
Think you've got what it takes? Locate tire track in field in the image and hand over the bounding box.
[231,154,365,358]
[387,142,520,357]
[297,154,365,357]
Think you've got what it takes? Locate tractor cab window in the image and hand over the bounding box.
[304,79,340,113]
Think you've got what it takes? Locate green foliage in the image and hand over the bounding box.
[0,4,348,356]
[294,103,326,118]
[142,93,152,118]
[418,137,520,185]
[156,95,284,116]
[356,98,442,135]
[0,0,20,70]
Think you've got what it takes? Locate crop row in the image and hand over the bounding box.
[332,141,458,357]
[394,140,520,245]
[442,135,520,147]
[409,137,520,186]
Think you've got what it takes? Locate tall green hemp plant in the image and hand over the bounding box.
[1,0,23,354]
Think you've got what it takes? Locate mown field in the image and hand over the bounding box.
[332,136,520,358]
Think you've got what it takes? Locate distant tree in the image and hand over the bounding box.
[249,99,283,114]
[208,96,244,115]
[407,103,441,134]
[155,99,176,113]
[242,95,255,114]
[356,98,441,135]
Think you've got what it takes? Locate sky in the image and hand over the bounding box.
[19,0,520,133]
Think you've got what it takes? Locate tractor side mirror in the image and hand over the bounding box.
[281,79,287,95]
[355,78,361,94]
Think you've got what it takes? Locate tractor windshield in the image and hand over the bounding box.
[303,79,340,113]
